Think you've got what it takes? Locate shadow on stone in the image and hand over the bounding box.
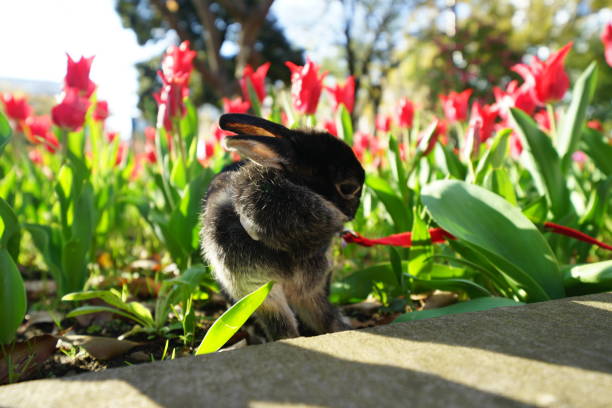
[364,292,612,375]
[1,293,610,407]
[49,341,537,408]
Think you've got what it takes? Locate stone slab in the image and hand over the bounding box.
[1,292,611,408]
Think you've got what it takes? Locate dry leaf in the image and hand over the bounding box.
[0,334,58,384]
[61,335,142,361]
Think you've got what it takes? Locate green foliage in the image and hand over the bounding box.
[63,288,155,328]
[394,297,524,323]
[0,202,26,345]
[422,180,564,302]
[195,281,274,355]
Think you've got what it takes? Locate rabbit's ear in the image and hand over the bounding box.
[223,135,293,169]
[220,114,291,138]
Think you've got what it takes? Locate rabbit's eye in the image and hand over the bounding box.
[336,182,361,198]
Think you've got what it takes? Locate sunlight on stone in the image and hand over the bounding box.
[285,329,612,407]
[251,402,328,408]
[571,300,612,311]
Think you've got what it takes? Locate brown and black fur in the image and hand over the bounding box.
[200,114,365,340]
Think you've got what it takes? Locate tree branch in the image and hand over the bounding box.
[190,0,223,73]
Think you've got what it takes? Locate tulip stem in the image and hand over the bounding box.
[155,127,175,210]
[547,104,557,138]
[173,117,188,173]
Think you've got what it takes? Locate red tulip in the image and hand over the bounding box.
[375,114,392,133]
[352,131,378,161]
[469,102,498,142]
[144,126,157,163]
[432,117,448,146]
[396,98,415,129]
[222,97,250,114]
[512,42,572,105]
[65,55,96,97]
[93,100,109,121]
[130,154,145,180]
[285,59,327,115]
[323,119,338,137]
[28,149,44,165]
[533,110,557,132]
[154,71,189,133]
[325,76,355,113]
[145,144,157,163]
[240,63,270,103]
[26,115,59,152]
[1,92,32,122]
[197,139,216,165]
[587,120,603,132]
[417,120,441,156]
[115,141,127,166]
[439,89,472,122]
[155,42,195,133]
[601,23,612,67]
[51,88,90,131]
[161,41,197,83]
[106,131,118,143]
[493,80,537,119]
[214,126,235,142]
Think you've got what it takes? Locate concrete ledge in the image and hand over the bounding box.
[1,293,611,408]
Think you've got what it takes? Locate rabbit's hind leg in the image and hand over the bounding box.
[255,283,300,340]
[288,284,352,335]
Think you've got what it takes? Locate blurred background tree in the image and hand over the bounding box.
[389,0,611,119]
[116,0,303,122]
[116,0,611,123]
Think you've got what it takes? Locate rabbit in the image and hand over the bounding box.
[200,113,365,341]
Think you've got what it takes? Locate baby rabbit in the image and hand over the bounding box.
[200,113,365,341]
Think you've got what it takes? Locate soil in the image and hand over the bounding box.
[3,276,446,386]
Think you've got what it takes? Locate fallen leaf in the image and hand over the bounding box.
[0,334,58,384]
[422,290,458,310]
[61,335,143,361]
[25,280,57,300]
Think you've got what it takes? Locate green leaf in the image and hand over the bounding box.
[556,62,598,169]
[411,276,491,299]
[408,207,433,277]
[366,175,410,232]
[155,265,208,329]
[24,224,63,287]
[180,99,198,149]
[440,144,467,180]
[579,176,612,227]
[388,247,403,290]
[581,128,612,176]
[474,129,510,185]
[394,297,524,323]
[64,305,149,326]
[388,136,409,202]
[246,80,262,117]
[0,248,26,344]
[563,261,612,296]
[522,196,548,224]
[170,159,187,190]
[0,112,12,156]
[195,281,274,355]
[422,180,564,301]
[330,263,398,304]
[509,108,570,219]
[335,104,353,145]
[63,290,154,327]
[0,198,19,248]
[485,168,517,206]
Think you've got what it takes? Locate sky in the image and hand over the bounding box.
[0,0,334,138]
[1,1,609,137]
